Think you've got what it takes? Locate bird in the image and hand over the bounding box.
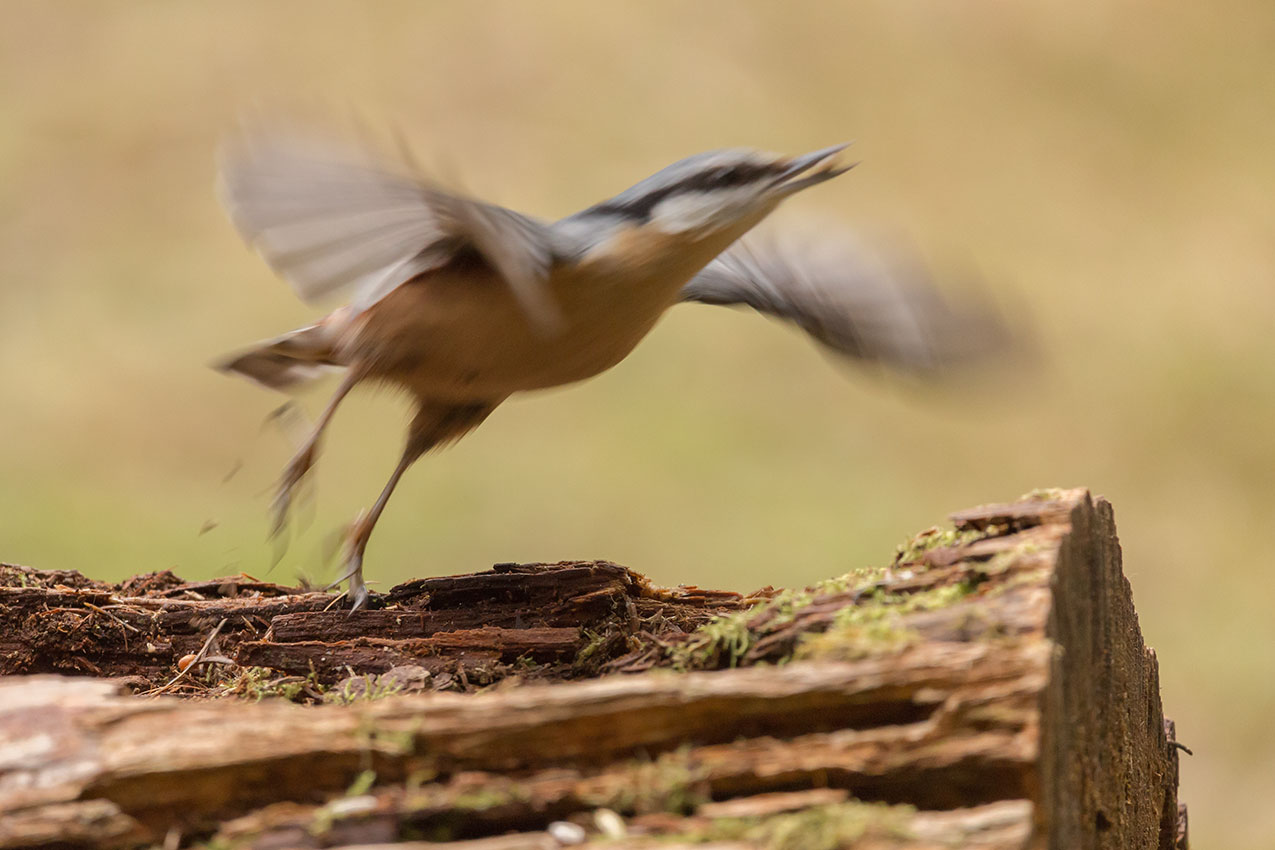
[216,125,1010,610]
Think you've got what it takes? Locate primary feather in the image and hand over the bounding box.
[217,128,561,328]
[681,232,1012,374]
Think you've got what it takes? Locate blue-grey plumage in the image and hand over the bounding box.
[217,126,1008,610]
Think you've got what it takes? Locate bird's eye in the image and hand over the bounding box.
[712,166,740,186]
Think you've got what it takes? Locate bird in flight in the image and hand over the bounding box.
[217,125,1010,609]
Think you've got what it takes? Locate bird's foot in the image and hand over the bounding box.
[325,510,374,612]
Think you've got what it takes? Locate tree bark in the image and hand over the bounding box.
[0,489,1186,849]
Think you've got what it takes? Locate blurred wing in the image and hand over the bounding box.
[218,127,560,328]
[680,232,1016,374]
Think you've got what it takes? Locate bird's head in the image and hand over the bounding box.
[583,144,853,243]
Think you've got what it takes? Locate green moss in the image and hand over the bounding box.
[370,725,418,756]
[512,652,542,672]
[795,581,978,661]
[324,672,406,705]
[893,525,992,565]
[816,565,890,594]
[975,540,1044,577]
[308,805,336,838]
[189,839,243,850]
[671,564,899,671]
[216,666,321,702]
[671,608,756,670]
[1020,487,1068,502]
[666,518,1010,671]
[573,627,614,673]
[452,783,532,811]
[660,801,915,850]
[404,766,440,794]
[345,769,377,797]
[580,746,710,815]
[403,777,533,823]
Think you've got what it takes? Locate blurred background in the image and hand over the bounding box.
[1,2,1271,844]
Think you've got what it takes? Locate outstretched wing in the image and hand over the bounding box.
[680,231,1018,374]
[218,126,561,329]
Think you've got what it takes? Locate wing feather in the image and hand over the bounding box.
[681,231,1017,374]
[218,127,560,327]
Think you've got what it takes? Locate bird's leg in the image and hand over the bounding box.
[332,400,498,611]
[332,448,415,611]
[272,369,360,538]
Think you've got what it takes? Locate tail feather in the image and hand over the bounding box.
[217,322,344,391]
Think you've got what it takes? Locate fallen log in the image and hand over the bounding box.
[0,489,1186,849]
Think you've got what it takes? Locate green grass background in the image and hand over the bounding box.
[2,2,1272,844]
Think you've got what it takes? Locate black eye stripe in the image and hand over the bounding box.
[689,162,774,192]
[584,161,784,222]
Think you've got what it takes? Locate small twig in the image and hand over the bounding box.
[82,602,142,634]
[105,595,202,611]
[43,606,78,635]
[148,618,228,698]
[64,611,93,636]
[98,601,150,616]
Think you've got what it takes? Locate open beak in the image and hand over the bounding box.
[773,143,855,194]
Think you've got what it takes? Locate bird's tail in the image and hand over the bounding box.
[216,319,345,391]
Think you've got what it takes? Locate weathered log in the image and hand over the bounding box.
[0,560,748,689]
[0,489,1186,849]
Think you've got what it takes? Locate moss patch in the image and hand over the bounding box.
[324,672,407,705]
[893,525,996,565]
[1020,487,1070,502]
[670,608,757,670]
[795,581,978,661]
[580,746,711,815]
[669,564,895,670]
[215,666,324,703]
[666,517,1012,671]
[663,801,915,850]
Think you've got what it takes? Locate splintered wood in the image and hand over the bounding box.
[0,490,1186,849]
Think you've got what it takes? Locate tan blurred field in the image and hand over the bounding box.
[1,2,1272,844]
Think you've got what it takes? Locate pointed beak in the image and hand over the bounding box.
[773,143,855,194]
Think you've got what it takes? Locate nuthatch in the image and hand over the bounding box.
[217,127,1008,609]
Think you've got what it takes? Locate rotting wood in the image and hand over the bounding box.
[0,560,749,688]
[0,489,1186,849]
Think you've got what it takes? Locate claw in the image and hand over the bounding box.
[346,568,371,613]
[322,548,363,591]
[324,511,373,612]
